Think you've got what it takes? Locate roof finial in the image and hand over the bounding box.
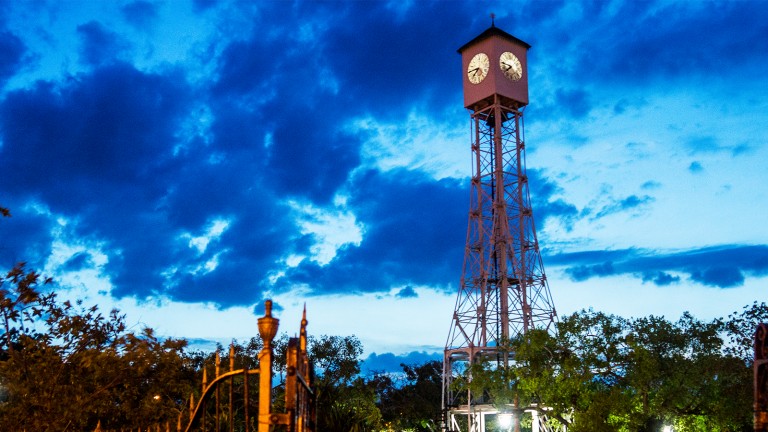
[490,13,496,27]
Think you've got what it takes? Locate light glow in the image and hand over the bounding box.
[497,413,513,429]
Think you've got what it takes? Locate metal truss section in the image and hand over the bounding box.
[446,100,556,353]
[443,98,557,432]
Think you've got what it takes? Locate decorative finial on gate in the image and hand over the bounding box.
[258,299,280,348]
[300,303,308,351]
[491,13,496,27]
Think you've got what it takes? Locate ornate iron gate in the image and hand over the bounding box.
[95,300,315,432]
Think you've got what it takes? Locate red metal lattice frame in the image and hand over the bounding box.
[443,97,557,424]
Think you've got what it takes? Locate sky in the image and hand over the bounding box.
[0,0,767,372]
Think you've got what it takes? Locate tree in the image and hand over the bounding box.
[722,301,768,363]
[374,360,442,431]
[537,310,752,431]
[450,308,755,432]
[309,334,382,431]
[0,263,195,430]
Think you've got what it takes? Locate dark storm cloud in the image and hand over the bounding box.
[0,208,55,267]
[272,169,467,294]
[192,0,217,13]
[319,1,473,114]
[77,22,130,66]
[513,0,768,101]
[527,169,579,230]
[0,2,493,307]
[0,63,188,210]
[209,1,476,203]
[121,1,158,28]
[2,0,763,313]
[0,30,24,81]
[550,244,768,288]
[211,14,359,203]
[0,60,297,306]
[272,167,579,295]
[523,1,768,87]
[554,88,591,119]
[396,286,418,299]
[601,1,768,81]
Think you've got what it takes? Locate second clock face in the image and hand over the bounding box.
[467,52,490,84]
[500,51,522,81]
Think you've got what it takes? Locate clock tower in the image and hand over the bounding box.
[459,25,530,109]
[443,23,559,432]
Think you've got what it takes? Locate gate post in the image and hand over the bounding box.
[258,300,280,432]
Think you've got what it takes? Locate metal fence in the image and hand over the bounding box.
[95,300,315,432]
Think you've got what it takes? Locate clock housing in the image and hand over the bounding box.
[459,26,530,110]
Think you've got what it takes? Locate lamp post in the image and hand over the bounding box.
[258,300,280,432]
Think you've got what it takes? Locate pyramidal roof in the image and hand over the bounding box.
[457,25,531,54]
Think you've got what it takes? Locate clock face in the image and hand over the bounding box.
[500,51,523,81]
[467,52,490,84]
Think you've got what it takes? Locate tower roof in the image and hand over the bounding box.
[457,25,531,54]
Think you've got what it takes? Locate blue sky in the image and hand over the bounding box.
[0,0,767,371]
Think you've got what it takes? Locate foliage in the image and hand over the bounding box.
[722,301,768,362]
[451,308,758,432]
[2,205,765,431]
[308,334,383,431]
[373,360,442,431]
[0,263,195,431]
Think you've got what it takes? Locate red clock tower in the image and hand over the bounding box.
[459,26,530,109]
[443,24,558,432]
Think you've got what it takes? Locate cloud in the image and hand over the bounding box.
[690,267,743,288]
[551,244,768,289]
[641,181,662,190]
[1,0,764,324]
[565,261,616,282]
[272,169,467,295]
[121,1,158,29]
[641,271,680,286]
[0,206,55,268]
[512,0,768,108]
[77,22,130,66]
[0,30,24,81]
[527,169,579,230]
[688,161,704,173]
[591,2,768,84]
[192,0,217,13]
[593,194,654,219]
[62,251,93,272]
[0,61,304,306]
[554,88,591,119]
[396,286,418,299]
[362,350,441,374]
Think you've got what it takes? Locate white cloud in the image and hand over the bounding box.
[349,109,467,180]
[288,200,363,265]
